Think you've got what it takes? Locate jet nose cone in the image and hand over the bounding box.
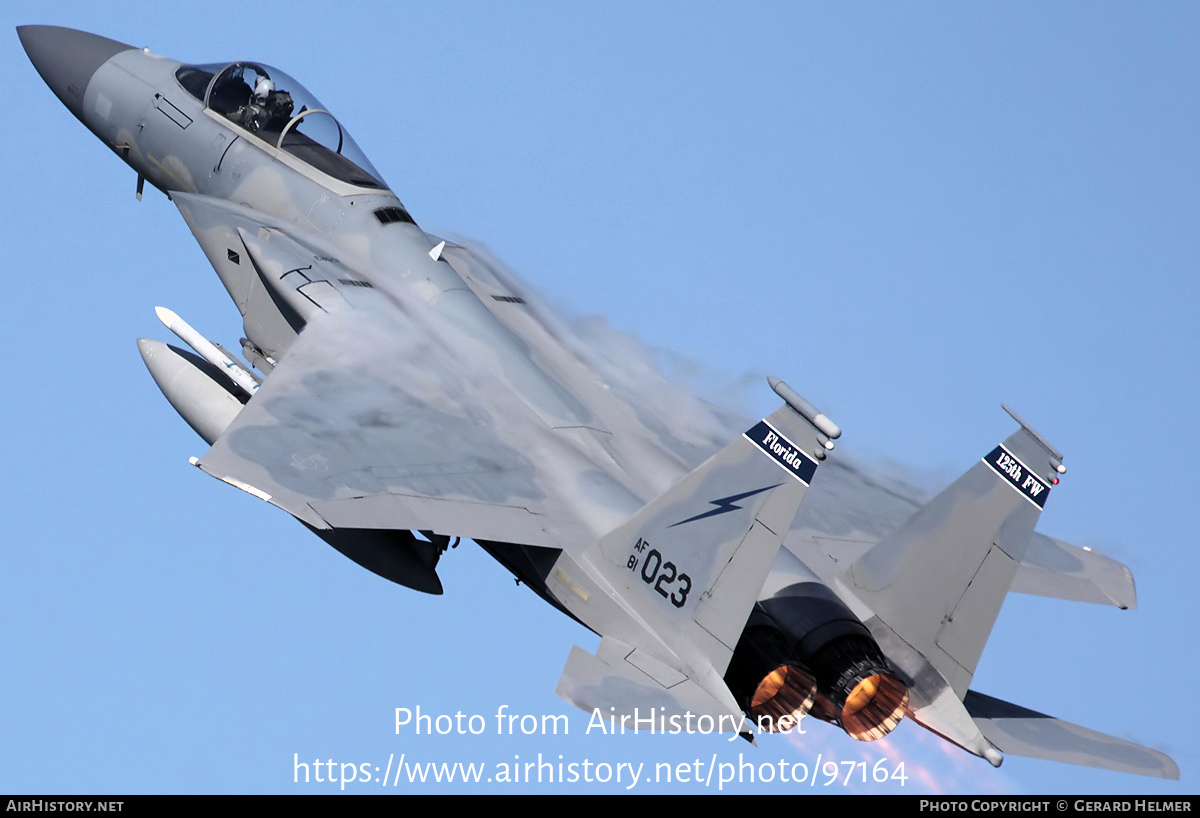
[17,25,133,121]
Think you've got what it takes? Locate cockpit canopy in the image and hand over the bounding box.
[175,62,387,190]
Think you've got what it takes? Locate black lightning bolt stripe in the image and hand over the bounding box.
[668,484,782,528]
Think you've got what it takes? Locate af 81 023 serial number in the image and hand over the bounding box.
[627,537,692,608]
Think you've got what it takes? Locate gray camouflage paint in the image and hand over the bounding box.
[19,25,1175,779]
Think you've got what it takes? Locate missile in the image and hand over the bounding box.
[155,306,260,399]
[768,376,841,441]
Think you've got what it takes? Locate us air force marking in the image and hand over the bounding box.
[744,420,818,485]
[983,444,1050,509]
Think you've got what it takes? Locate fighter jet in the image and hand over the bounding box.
[19,25,1178,779]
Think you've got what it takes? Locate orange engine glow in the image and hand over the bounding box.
[748,665,816,732]
[839,673,908,741]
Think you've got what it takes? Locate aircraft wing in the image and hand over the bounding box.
[194,293,598,550]
[438,238,750,493]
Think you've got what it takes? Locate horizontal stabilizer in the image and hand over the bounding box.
[965,690,1179,779]
[1012,534,1136,609]
[556,638,750,737]
[805,531,1136,610]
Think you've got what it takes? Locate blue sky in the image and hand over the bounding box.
[2,1,1196,795]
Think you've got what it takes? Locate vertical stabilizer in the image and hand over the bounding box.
[845,410,1064,698]
[559,380,838,730]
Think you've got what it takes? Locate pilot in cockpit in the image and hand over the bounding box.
[237,73,294,134]
[253,75,273,104]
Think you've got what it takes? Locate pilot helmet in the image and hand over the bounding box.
[254,76,275,100]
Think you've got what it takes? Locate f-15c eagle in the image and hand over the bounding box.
[19,24,1178,780]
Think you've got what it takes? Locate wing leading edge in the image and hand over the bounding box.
[194,302,595,548]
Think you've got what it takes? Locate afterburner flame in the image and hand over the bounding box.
[748,665,817,732]
[845,675,880,714]
[839,673,908,741]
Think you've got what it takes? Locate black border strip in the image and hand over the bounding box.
[743,420,818,485]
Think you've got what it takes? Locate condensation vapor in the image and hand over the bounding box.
[438,236,950,541]
[300,237,1013,792]
[777,720,1017,795]
[426,239,1018,794]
